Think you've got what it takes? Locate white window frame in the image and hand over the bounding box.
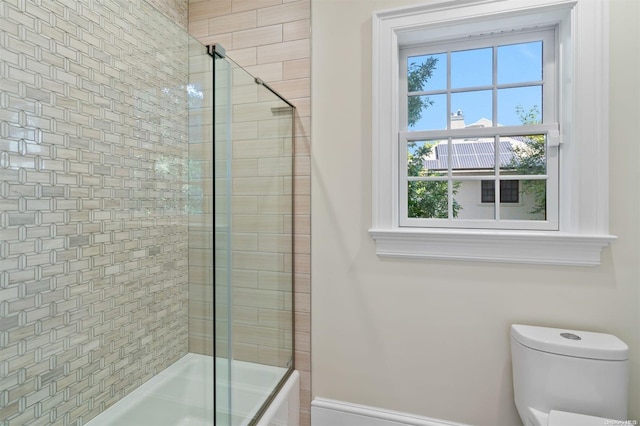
[369,0,616,266]
[399,29,558,230]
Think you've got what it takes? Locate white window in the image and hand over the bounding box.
[399,29,557,230]
[370,0,615,265]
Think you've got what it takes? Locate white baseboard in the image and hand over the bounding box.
[311,397,471,426]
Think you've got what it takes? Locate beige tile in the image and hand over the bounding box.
[188,19,209,38]
[198,33,234,51]
[258,271,293,291]
[258,308,293,330]
[233,251,284,271]
[258,156,293,177]
[233,24,283,49]
[190,0,232,20]
[232,195,259,214]
[258,234,293,252]
[283,19,310,41]
[232,0,281,14]
[243,62,283,83]
[295,332,310,353]
[294,253,310,274]
[257,39,309,64]
[258,195,292,214]
[294,349,310,371]
[267,78,310,100]
[235,287,285,310]
[234,323,284,347]
[230,269,259,289]
[207,10,256,35]
[283,58,310,80]
[232,342,259,362]
[258,346,293,368]
[257,1,310,26]
[225,46,257,67]
[294,272,310,293]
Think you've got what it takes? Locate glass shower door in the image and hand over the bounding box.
[211,47,295,425]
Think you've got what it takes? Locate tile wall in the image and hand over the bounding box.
[0,0,190,424]
[188,0,311,423]
[186,39,215,356]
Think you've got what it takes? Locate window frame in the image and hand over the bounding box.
[398,29,557,230]
[370,0,616,266]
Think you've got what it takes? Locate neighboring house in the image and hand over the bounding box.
[420,113,544,221]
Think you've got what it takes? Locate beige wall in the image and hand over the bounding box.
[188,0,311,423]
[311,0,640,425]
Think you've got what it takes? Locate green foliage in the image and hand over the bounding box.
[509,105,547,216]
[407,143,461,218]
[405,57,460,218]
[407,57,438,127]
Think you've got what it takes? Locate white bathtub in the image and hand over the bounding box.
[86,353,299,426]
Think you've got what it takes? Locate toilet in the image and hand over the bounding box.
[510,324,629,426]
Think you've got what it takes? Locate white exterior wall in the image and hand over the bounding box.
[311,0,640,425]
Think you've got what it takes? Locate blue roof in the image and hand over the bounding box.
[423,141,516,171]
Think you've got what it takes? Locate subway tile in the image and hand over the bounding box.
[207,10,257,35]
[233,24,283,49]
[257,1,310,27]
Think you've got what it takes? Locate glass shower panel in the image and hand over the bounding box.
[187,38,219,424]
[212,51,294,425]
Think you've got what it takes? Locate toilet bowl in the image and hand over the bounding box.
[510,324,629,426]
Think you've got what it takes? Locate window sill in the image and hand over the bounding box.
[368,228,616,266]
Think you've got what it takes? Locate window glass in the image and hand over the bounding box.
[497,86,542,126]
[408,53,446,92]
[451,47,492,88]
[408,94,446,130]
[497,41,542,85]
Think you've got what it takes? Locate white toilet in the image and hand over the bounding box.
[511,324,629,426]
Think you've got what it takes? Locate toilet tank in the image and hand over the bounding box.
[511,324,629,421]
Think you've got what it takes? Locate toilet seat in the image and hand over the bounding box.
[548,410,617,426]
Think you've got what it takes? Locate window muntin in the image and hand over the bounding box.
[399,29,557,230]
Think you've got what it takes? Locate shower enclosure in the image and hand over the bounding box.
[0,0,295,425]
[189,40,296,425]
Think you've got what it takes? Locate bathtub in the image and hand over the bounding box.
[86,353,299,426]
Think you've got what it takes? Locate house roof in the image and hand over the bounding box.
[423,140,516,171]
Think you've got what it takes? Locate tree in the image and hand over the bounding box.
[509,105,546,217]
[406,57,461,218]
[407,143,461,218]
[407,58,438,127]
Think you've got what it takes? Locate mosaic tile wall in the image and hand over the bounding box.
[186,38,214,355]
[0,0,190,424]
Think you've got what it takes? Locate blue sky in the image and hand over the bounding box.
[408,41,543,129]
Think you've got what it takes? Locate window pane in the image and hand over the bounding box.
[408,93,446,130]
[497,41,542,85]
[451,47,492,89]
[497,86,542,126]
[500,134,547,176]
[452,180,494,220]
[408,181,449,218]
[499,180,519,203]
[447,137,497,173]
[407,140,442,177]
[502,179,546,221]
[408,53,446,92]
[450,90,492,128]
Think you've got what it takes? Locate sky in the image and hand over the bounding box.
[407,41,543,130]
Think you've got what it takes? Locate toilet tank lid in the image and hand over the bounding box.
[511,324,628,361]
